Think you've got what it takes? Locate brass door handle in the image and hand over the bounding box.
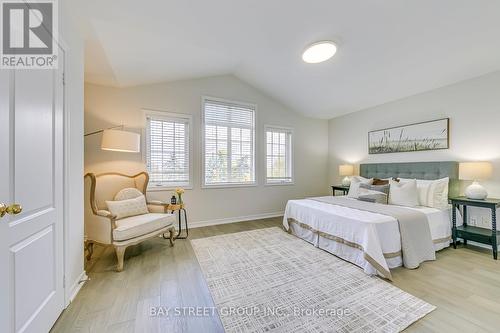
[0,203,22,218]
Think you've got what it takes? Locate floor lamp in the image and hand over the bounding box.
[84,125,140,153]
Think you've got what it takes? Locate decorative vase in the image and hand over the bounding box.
[178,194,183,205]
[465,181,488,200]
[342,176,351,187]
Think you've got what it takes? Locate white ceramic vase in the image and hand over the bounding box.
[465,181,488,200]
[342,176,351,187]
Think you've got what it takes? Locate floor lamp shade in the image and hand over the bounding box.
[101,129,141,153]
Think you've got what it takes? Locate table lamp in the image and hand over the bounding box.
[339,164,354,187]
[459,162,493,200]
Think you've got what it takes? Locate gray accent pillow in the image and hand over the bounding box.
[357,183,390,204]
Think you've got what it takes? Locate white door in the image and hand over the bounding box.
[0,52,65,332]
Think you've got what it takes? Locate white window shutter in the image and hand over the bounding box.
[203,98,256,186]
[266,127,293,184]
[145,112,191,188]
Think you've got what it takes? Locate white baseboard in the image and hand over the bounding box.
[190,211,284,229]
[66,270,88,307]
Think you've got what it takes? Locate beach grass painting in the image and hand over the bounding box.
[368,118,449,154]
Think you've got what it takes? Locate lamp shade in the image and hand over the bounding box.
[459,162,493,181]
[339,164,354,177]
[101,129,140,153]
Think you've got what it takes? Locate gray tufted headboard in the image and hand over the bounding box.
[360,161,459,197]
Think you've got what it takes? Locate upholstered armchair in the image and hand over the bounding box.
[84,172,175,271]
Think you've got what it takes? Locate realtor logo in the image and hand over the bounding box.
[1,0,58,69]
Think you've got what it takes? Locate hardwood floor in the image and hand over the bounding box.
[52,217,500,332]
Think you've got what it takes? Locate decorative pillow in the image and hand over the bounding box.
[114,187,143,201]
[373,178,400,185]
[399,178,430,206]
[372,178,389,186]
[358,183,390,204]
[106,195,149,220]
[347,176,374,199]
[427,177,449,209]
[399,177,449,208]
[388,179,419,207]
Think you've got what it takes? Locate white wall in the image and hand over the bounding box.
[84,75,329,225]
[61,0,85,305]
[329,71,500,226]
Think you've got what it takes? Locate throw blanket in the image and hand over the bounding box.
[310,196,436,270]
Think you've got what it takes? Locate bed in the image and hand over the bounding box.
[283,161,463,280]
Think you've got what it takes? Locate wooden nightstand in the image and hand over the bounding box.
[451,196,500,259]
[331,185,350,196]
[168,203,189,239]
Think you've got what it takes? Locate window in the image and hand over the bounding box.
[203,97,256,187]
[145,111,192,189]
[265,126,293,184]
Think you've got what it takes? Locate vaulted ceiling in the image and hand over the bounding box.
[74,0,500,118]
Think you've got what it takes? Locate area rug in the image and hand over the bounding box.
[191,227,435,333]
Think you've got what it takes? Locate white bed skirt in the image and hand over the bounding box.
[284,197,463,279]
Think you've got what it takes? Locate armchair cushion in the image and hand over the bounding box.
[113,213,175,241]
[115,187,143,201]
[106,195,149,220]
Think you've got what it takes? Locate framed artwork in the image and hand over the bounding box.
[368,118,449,154]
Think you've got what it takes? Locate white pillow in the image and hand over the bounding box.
[399,177,449,208]
[114,187,143,201]
[399,178,433,206]
[427,177,449,209]
[389,179,419,207]
[347,176,374,199]
[106,195,149,220]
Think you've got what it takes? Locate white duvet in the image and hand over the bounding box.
[283,196,463,279]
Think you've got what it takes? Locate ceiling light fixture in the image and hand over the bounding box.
[302,41,337,64]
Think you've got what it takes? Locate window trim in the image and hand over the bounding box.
[264,125,294,186]
[201,96,258,189]
[143,109,193,191]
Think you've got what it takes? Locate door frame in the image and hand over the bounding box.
[24,0,86,311]
[56,35,88,308]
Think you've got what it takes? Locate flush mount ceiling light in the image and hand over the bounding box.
[302,41,337,64]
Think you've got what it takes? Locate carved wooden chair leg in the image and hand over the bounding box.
[85,241,94,261]
[169,227,175,246]
[115,246,126,272]
[162,227,176,246]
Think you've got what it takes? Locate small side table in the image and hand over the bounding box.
[331,185,350,196]
[168,204,189,239]
[451,196,500,259]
